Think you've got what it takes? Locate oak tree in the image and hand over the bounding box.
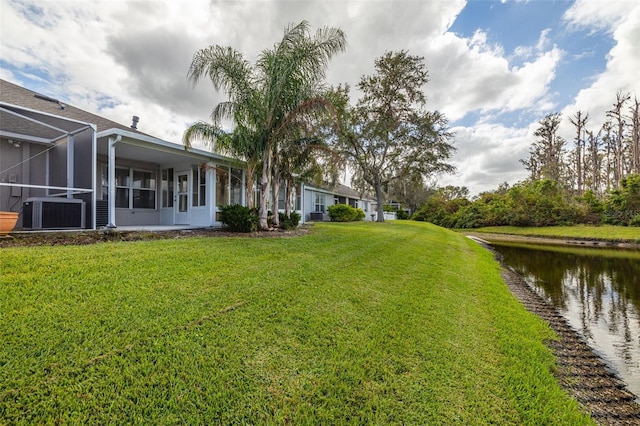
[338,51,455,221]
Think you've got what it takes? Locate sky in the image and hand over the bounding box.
[1,0,639,196]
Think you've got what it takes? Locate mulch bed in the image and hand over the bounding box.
[0,226,311,248]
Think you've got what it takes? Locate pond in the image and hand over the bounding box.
[488,241,640,400]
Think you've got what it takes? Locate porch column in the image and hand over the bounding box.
[300,183,305,224]
[90,125,97,230]
[66,134,74,199]
[107,135,122,228]
[211,164,217,223]
[207,162,216,225]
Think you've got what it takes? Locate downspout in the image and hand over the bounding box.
[90,124,97,230]
[107,134,122,228]
[300,182,305,224]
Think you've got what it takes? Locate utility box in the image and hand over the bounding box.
[310,212,324,221]
[23,197,86,229]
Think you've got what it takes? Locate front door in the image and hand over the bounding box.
[175,171,190,224]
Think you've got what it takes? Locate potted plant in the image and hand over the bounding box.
[0,211,19,236]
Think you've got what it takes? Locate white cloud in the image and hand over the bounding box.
[562,0,632,33]
[559,0,640,141]
[1,0,637,196]
[438,124,531,195]
[425,30,562,123]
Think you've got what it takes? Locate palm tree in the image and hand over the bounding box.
[184,21,346,229]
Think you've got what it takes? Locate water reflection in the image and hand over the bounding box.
[490,242,640,399]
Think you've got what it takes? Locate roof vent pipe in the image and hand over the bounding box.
[131,116,139,130]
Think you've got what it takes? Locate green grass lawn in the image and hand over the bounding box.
[0,222,592,424]
[467,224,640,243]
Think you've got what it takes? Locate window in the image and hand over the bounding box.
[115,168,130,208]
[315,193,325,212]
[278,187,286,210]
[161,168,174,208]
[103,166,156,209]
[216,166,229,207]
[101,166,109,201]
[132,170,156,208]
[278,184,300,211]
[230,168,243,205]
[192,165,206,207]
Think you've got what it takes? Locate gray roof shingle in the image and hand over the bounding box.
[0,79,147,135]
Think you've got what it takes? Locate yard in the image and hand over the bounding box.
[0,221,592,424]
[466,224,640,243]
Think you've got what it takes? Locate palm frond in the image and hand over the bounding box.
[182,121,227,151]
[187,45,254,100]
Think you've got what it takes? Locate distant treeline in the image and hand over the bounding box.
[413,175,640,228]
[412,91,640,228]
[521,91,639,196]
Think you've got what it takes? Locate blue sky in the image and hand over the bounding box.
[450,0,610,127]
[1,0,639,195]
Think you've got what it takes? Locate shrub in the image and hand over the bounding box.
[278,211,301,230]
[628,213,640,227]
[327,204,363,222]
[412,198,447,225]
[218,204,259,232]
[395,209,410,220]
[603,174,640,226]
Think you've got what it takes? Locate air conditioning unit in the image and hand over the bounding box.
[23,197,86,229]
[96,200,109,227]
[310,212,324,221]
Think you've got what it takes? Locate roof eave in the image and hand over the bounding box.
[97,127,240,164]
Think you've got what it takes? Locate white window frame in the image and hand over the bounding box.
[315,193,325,212]
[192,165,206,207]
[102,164,156,209]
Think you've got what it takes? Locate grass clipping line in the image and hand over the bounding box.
[86,301,246,367]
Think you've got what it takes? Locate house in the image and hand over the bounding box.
[1,79,374,231]
[0,79,246,230]
[299,182,375,222]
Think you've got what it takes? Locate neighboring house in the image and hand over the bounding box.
[1,79,372,231]
[0,79,246,230]
[299,182,375,222]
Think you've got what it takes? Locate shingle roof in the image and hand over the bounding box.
[332,183,363,198]
[309,181,373,201]
[0,79,145,135]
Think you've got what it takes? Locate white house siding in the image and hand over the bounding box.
[302,188,313,222]
[302,188,334,222]
[115,209,160,226]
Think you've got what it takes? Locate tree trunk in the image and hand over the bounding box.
[259,146,272,230]
[587,131,600,195]
[284,179,292,217]
[271,171,281,228]
[270,150,281,228]
[605,125,613,191]
[245,159,257,209]
[608,92,629,187]
[631,98,640,174]
[374,176,385,222]
[569,111,588,196]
